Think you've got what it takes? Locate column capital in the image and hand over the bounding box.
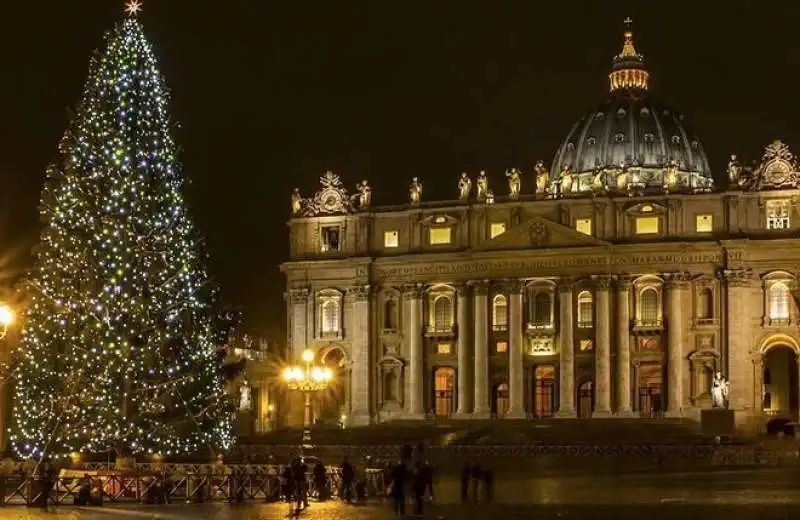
[558,277,576,293]
[286,287,310,303]
[591,274,613,290]
[718,268,754,287]
[454,282,470,298]
[402,283,424,300]
[614,274,633,290]
[468,279,491,296]
[495,279,524,294]
[346,285,371,302]
[664,272,692,289]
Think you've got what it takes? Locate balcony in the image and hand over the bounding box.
[492,323,508,332]
[577,320,593,329]
[633,319,663,332]
[425,325,456,338]
[526,322,555,335]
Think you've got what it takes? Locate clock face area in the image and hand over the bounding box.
[766,161,790,185]
[322,190,342,212]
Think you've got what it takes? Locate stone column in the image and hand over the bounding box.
[615,276,634,416]
[472,281,490,417]
[455,284,473,416]
[555,279,576,417]
[593,275,612,417]
[722,268,754,413]
[288,288,310,359]
[665,273,690,417]
[404,285,424,418]
[347,285,372,426]
[507,281,526,418]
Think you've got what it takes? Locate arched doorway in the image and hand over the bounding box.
[432,367,455,417]
[317,348,348,424]
[533,365,557,418]
[491,382,509,418]
[763,344,798,425]
[577,380,594,418]
[638,362,663,418]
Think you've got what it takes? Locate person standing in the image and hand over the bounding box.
[313,461,328,501]
[340,456,355,503]
[412,461,426,516]
[460,460,471,502]
[291,457,309,512]
[389,460,408,516]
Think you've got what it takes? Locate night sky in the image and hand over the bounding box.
[1,1,799,339]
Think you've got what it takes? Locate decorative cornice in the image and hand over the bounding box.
[664,271,692,288]
[615,274,633,291]
[718,268,754,287]
[286,288,310,303]
[346,285,371,302]
[402,283,424,300]
[591,274,613,290]
[467,280,491,296]
[558,277,576,293]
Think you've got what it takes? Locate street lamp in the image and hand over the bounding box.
[282,349,333,455]
[0,304,13,340]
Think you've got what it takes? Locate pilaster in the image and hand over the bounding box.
[555,278,576,417]
[403,284,424,419]
[592,275,612,417]
[507,280,525,418]
[470,280,491,417]
[347,285,372,425]
[615,275,634,416]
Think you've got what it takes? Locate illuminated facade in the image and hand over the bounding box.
[281,21,800,434]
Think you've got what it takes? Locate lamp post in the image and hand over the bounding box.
[282,349,333,456]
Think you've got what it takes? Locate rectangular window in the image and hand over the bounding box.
[766,200,790,230]
[436,343,452,355]
[635,216,659,235]
[579,339,593,351]
[490,222,506,239]
[495,341,507,353]
[383,230,399,248]
[429,227,452,245]
[696,214,713,233]
[575,218,592,236]
[321,225,342,252]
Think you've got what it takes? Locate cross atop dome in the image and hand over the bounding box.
[609,17,649,92]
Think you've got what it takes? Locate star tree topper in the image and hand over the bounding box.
[125,0,143,16]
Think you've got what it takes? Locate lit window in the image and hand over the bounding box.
[580,339,593,351]
[436,343,452,355]
[577,291,593,327]
[639,288,660,325]
[432,295,453,332]
[696,214,713,233]
[641,205,653,213]
[766,200,790,230]
[429,227,452,245]
[636,216,659,234]
[320,299,340,337]
[321,225,341,252]
[433,367,455,416]
[575,218,592,236]
[495,341,507,353]
[532,291,553,327]
[490,222,506,239]
[383,230,399,248]
[769,282,791,320]
[697,288,713,321]
[492,295,508,330]
[434,216,447,224]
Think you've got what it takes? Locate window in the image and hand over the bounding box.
[697,288,713,321]
[490,222,506,239]
[696,214,713,233]
[575,218,592,236]
[766,200,790,230]
[641,204,654,213]
[384,298,399,329]
[383,230,399,248]
[432,295,454,332]
[436,343,452,355]
[577,291,593,327]
[614,133,625,143]
[495,341,508,353]
[639,288,660,324]
[532,291,553,327]
[321,225,341,252]
[769,282,791,321]
[493,383,509,418]
[383,372,398,402]
[429,227,452,245]
[320,299,340,337]
[580,339,593,351]
[533,365,557,418]
[433,367,455,416]
[636,216,659,234]
[492,295,508,330]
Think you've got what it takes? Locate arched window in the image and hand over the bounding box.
[492,295,508,331]
[384,298,398,330]
[383,372,398,402]
[320,299,340,337]
[697,288,713,320]
[533,291,552,327]
[769,282,791,320]
[433,295,454,332]
[577,291,593,327]
[433,367,455,416]
[639,288,659,324]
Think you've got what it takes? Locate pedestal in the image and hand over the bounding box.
[701,408,735,437]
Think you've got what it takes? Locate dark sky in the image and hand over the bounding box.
[1,1,799,338]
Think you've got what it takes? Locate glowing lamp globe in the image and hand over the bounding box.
[0,305,13,327]
[301,349,315,363]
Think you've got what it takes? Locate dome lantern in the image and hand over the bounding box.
[609,17,649,92]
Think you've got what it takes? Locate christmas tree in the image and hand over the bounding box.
[11,3,234,461]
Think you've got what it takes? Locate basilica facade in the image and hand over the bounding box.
[281,22,800,434]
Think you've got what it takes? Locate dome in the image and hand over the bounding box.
[550,19,713,194]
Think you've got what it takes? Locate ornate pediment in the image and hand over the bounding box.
[303,171,355,216]
[472,216,610,252]
[753,141,800,190]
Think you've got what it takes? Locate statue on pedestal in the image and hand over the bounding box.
[559,166,573,194]
[477,171,489,201]
[239,381,252,411]
[457,172,472,201]
[409,177,422,205]
[663,160,679,191]
[727,154,741,186]
[711,371,729,409]
[534,161,550,195]
[357,180,371,208]
[506,168,521,199]
[291,188,303,216]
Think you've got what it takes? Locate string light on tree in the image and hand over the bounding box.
[11,3,234,462]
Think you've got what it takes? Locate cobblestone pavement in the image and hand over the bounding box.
[2,467,800,519]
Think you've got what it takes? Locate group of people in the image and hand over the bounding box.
[460,460,494,503]
[279,455,372,514]
[383,459,435,516]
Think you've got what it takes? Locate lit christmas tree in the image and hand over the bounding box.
[11,3,235,462]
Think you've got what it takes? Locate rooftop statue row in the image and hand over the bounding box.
[290,141,800,217]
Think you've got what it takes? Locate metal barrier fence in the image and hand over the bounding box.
[0,467,386,507]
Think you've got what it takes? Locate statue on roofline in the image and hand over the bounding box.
[458,172,472,201]
[357,180,371,208]
[291,188,303,216]
[534,161,550,196]
[559,165,573,194]
[409,177,422,205]
[727,154,741,186]
[506,168,521,199]
[477,171,489,201]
